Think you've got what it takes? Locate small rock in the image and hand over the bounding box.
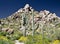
[15,40,24,44]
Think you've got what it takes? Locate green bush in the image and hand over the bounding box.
[0,36,14,44]
[18,34,50,44]
[26,35,50,44]
[0,31,8,36]
[0,40,14,44]
[19,36,28,42]
[7,30,23,40]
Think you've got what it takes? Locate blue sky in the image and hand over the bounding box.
[0,0,60,18]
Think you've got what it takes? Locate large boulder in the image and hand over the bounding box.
[2,28,14,34]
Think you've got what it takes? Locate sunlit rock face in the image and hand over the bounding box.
[24,4,30,9]
[17,4,33,13]
[39,10,59,23]
[2,28,14,34]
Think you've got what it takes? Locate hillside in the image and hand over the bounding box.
[0,4,60,44]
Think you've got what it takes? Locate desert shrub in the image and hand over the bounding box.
[0,36,14,44]
[0,36,8,41]
[6,30,23,40]
[19,36,28,42]
[10,33,21,40]
[0,31,8,36]
[0,40,14,44]
[26,35,50,44]
[51,40,60,44]
[18,34,50,44]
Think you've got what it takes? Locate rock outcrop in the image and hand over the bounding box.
[0,4,60,35]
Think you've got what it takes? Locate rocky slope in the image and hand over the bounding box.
[0,4,60,35]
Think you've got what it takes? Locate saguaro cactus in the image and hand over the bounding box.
[22,13,26,37]
[32,10,34,36]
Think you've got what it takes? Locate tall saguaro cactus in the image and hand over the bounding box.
[32,10,34,36]
[22,13,26,37]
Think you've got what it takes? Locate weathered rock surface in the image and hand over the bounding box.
[0,4,60,35]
